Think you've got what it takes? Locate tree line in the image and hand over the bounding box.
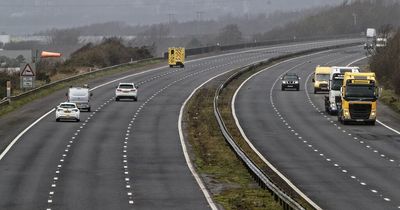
[0,38,152,98]
[255,0,400,41]
[370,30,400,95]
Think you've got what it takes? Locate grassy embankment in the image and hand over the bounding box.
[185,73,283,210]
[185,61,315,209]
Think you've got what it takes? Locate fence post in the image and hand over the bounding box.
[6,80,11,99]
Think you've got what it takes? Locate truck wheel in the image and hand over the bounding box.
[169,65,173,68]
[76,118,80,122]
[116,97,119,101]
[87,108,91,112]
[296,87,300,91]
[368,121,376,125]
[281,87,284,91]
[56,118,60,122]
[181,64,185,68]
[314,89,317,94]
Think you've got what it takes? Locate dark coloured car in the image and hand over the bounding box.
[281,73,300,91]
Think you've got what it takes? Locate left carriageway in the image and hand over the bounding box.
[0,39,359,210]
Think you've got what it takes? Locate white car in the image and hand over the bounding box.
[56,102,80,122]
[115,83,138,101]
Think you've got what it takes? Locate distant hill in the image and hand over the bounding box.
[255,0,400,41]
[33,6,325,38]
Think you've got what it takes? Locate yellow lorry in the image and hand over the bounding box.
[338,72,379,125]
[168,47,185,68]
[312,66,331,93]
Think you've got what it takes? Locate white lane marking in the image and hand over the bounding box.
[0,109,55,161]
[231,51,330,210]
[347,56,369,67]
[377,120,400,135]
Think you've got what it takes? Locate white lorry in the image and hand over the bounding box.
[364,28,377,50]
[67,86,92,112]
[324,66,359,115]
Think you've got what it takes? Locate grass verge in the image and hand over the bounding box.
[380,88,400,113]
[0,59,164,117]
[185,76,283,210]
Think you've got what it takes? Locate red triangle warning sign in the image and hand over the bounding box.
[21,64,35,76]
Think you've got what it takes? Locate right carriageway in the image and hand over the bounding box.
[232,46,400,210]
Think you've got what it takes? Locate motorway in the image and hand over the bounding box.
[234,46,400,209]
[0,40,359,210]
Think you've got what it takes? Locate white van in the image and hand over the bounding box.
[67,86,92,112]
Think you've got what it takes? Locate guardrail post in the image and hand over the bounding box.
[6,81,11,100]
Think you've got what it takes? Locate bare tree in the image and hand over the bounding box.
[216,24,243,46]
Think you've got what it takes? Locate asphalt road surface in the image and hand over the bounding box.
[0,39,359,210]
[234,46,400,210]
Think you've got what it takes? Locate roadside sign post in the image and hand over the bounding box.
[20,63,36,90]
[6,81,11,99]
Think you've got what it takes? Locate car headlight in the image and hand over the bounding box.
[294,81,299,84]
[370,111,376,117]
[330,102,336,109]
[344,110,350,117]
[282,81,287,84]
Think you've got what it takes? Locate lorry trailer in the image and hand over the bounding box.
[325,66,359,115]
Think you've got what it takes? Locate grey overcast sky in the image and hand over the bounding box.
[0,0,343,34]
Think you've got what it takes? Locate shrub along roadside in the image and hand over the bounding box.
[0,59,163,117]
[0,38,153,99]
[370,30,400,114]
[370,30,400,94]
[380,88,400,114]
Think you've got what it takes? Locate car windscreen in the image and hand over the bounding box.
[119,84,134,89]
[316,74,329,81]
[283,75,298,80]
[346,85,376,98]
[60,104,76,109]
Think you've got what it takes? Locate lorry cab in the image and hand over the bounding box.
[338,72,378,125]
[376,37,387,48]
[67,86,92,112]
[312,66,331,93]
[168,47,185,68]
[325,66,359,115]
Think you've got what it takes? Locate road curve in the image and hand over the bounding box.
[0,39,359,210]
[234,46,400,209]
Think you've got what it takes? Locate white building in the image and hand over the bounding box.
[0,35,11,44]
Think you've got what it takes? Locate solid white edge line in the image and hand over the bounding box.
[376,120,400,135]
[347,56,400,136]
[178,69,239,210]
[231,51,332,210]
[0,108,55,160]
[0,39,357,161]
[346,56,369,67]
